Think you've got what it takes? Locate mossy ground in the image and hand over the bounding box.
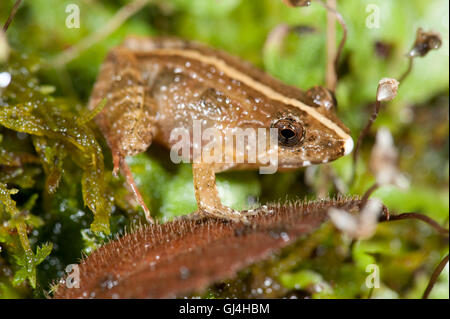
[0,0,448,298]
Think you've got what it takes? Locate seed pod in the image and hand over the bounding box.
[377,78,399,102]
[408,28,442,58]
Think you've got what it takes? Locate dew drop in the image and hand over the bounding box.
[0,72,11,88]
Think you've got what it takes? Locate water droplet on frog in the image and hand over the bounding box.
[179,266,190,279]
[280,232,290,242]
[100,276,118,290]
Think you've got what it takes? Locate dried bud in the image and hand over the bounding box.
[408,28,442,58]
[377,78,399,102]
[369,127,409,188]
[328,208,359,237]
[0,30,10,63]
[329,198,383,240]
[283,0,311,7]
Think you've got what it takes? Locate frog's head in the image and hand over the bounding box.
[271,86,353,170]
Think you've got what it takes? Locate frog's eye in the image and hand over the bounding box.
[273,118,304,147]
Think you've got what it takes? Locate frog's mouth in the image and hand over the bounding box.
[276,161,315,170]
[276,136,354,170]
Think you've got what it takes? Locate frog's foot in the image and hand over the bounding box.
[118,155,154,224]
[193,206,249,224]
[240,205,273,217]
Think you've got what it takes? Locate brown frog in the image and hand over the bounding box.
[88,36,353,223]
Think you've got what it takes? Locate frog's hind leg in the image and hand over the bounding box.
[89,46,155,223]
[118,156,153,223]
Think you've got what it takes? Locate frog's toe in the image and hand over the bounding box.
[196,206,249,224]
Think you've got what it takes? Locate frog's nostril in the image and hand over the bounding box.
[343,136,354,156]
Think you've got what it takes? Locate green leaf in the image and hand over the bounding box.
[35,243,53,265]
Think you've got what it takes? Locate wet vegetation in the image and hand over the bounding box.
[0,0,448,298]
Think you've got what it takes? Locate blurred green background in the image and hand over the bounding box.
[0,0,448,298]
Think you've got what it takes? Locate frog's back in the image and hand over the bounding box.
[123,36,309,102]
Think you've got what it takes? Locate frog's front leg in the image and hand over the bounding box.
[192,163,248,223]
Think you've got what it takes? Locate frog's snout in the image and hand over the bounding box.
[343,136,354,156]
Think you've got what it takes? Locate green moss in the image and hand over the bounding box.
[0,183,52,289]
[0,0,448,298]
[0,54,112,234]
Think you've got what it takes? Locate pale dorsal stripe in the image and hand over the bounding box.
[145,49,350,140]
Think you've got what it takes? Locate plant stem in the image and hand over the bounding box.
[325,0,337,92]
[384,212,449,238]
[51,0,150,68]
[359,183,379,209]
[3,0,22,32]
[422,254,449,299]
[317,0,347,92]
[399,57,414,83]
[351,98,382,184]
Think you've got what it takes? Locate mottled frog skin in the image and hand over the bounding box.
[88,36,353,222]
